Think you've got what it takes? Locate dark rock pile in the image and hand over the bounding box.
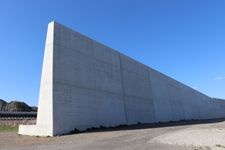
[0,99,37,112]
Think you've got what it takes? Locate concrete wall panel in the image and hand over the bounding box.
[167,83,185,121]
[124,96,155,124]
[120,54,155,124]
[149,69,172,122]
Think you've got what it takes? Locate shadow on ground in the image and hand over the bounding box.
[63,118,225,136]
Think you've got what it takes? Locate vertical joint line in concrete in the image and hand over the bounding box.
[118,53,128,124]
[148,69,157,122]
[165,83,174,121]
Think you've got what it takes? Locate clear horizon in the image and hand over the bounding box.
[0,0,225,106]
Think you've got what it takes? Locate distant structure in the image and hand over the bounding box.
[19,21,225,136]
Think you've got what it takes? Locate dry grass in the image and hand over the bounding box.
[0,125,18,132]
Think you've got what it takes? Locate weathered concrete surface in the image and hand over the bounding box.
[19,21,225,136]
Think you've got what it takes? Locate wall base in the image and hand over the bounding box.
[18,125,53,137]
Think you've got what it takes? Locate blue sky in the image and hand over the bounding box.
[0,0,225,106]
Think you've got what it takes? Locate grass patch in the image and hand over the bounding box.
[0,125,18,132]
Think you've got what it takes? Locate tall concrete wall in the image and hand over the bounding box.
[19,21,225,136]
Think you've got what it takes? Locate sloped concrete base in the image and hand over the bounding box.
[18,125,53,137]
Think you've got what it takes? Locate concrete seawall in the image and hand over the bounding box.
[19,21,225,136]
